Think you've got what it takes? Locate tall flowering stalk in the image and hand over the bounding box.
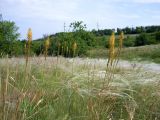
[105,31,124,88]
[107,32,115,66]
[119,31,124,49]
[25,28,32,67]
[44,37,50,60]
[114,31,125,67]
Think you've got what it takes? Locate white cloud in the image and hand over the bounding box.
[1,0,160,39]
[113,0,160,3]
[132,0,160,3]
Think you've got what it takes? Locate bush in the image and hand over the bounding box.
[135,33,149,46]
[156,32,160,42]
[123,36,135,47]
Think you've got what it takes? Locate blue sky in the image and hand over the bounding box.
[1,0,160,39]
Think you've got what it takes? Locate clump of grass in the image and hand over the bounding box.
[1,56,9,120]
[0,58,48,120]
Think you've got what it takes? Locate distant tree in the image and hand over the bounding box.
[104,29,113,35]
[121,27,130,34]
[69,21,96,55]
[49,21,97,57]
[69,21,86,32]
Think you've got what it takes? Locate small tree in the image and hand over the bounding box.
[0,20,20,56]
[69,21,86,32]
[69,21,96,56]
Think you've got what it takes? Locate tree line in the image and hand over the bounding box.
[92,25,160,36]
[0,20,160,57]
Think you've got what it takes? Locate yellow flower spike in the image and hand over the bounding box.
[44,37,50,60]
[119,31,124,49]
[45,37,50,50]
[109,32,115,65]
[25,28,32,67]
[27,28,32,44]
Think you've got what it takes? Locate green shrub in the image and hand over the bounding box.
[135,33,149,46]
[123,36,135,47]
[156,32,160,42]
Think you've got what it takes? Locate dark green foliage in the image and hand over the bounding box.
[69,21,86,32]
[91,25,160,36]
[92,26,160,36]
[31,41,44,55]
[0,21,20,42]
[124,27,132,34]
[47,21,96,57]
[123,36,135,47]
[0,20,23,57]
[134,33,157,46]
[12,40,24,56]
[135,33,149,46]
[156,32,160,42]
[92,29,113,36]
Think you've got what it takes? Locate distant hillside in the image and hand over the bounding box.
[87,44,160,63]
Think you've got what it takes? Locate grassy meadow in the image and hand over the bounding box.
[1,20,160,120]
[0,55,160,120]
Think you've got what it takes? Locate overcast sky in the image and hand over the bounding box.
[1,0,160,39]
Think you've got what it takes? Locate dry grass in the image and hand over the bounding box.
[0,56,160,120]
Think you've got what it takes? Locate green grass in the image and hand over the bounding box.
[86,44,160,63]
[0,57,160,120]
